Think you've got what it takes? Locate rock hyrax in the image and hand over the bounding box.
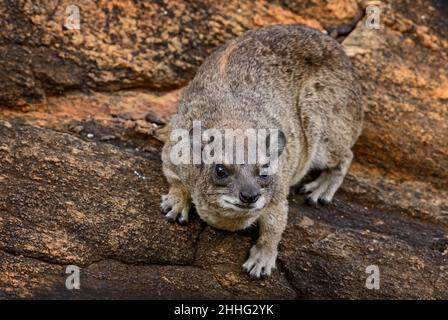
[161,24,363,278]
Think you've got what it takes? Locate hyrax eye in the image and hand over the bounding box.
[215,164,228,178]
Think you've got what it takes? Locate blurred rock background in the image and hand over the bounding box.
[0,0,447,299]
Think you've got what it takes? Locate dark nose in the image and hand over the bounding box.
[239,190,261,204]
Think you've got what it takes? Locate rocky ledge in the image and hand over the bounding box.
[0,0,447,299]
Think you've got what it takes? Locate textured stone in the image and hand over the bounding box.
[0,0,322,107]
[1,120,447,299]
[1,0,447,299]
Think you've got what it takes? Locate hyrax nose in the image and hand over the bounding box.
[239,190,261,204]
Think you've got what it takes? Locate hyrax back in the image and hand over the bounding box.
[161,24,363,278]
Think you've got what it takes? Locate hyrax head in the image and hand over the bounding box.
[189,125,286,219]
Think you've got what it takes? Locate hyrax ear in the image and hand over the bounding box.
[266,129,286,157]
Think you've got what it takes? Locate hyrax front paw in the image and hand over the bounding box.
[160,185,191,225]
[243,244,277,279]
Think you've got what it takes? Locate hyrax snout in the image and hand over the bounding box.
[160,24,363,278]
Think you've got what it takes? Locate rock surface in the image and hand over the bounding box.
[344,0,448,192]
[1,120,447,299]
[0,0,322,107]
[0,0,447,299]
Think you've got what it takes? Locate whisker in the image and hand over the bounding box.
[206,188,228,195]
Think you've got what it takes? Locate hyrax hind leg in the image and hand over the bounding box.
[300,150,353,205]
